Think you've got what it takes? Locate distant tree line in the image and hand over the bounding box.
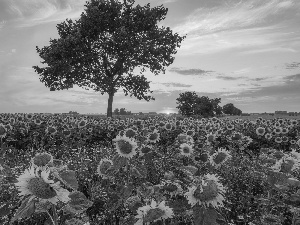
[176,91,242,117]
[113,108,132,115]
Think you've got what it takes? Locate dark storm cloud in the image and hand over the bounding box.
[285,62,300,70]
[169,67,214,76]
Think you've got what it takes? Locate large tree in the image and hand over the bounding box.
[33,0,185,117]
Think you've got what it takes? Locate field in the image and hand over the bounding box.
[0,113,300,225]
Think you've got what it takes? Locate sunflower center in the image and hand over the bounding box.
[33,154,52,167]
[143,208,165,223]
[141,146,152,154]
[117,140,133,154]
[183,147,190,153]
[27,178,57,199]
[193,180,219,201]
[125,129,135,138]
[213,152,227,165]
[149,133,158,141]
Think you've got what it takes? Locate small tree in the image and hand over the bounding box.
[113,108,119,115]
[176,92,222,117]
[119,108,127,115]
[33,0,185,117]
[223,103,242,115]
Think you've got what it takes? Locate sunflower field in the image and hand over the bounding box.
[0,113,300,225]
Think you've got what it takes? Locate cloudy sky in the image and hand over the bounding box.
[0,0,300,114]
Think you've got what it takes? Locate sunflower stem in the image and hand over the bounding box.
[51,204,58,225]
[46,210,55,225]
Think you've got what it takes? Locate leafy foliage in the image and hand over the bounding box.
[176,91,222,117]
[33,0,186,117]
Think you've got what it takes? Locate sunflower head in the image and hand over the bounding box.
[113,135,138,158]
[193,180,218,202]
[97,159,113,178]
[32,152,53,167]
[27,177,57,199]
[179,143,194,156]
[210,148,231,168]
[144,208,165,223]
[0,124,7,138]
[147,130,160,143]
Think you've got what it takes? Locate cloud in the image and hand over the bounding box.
[285,62,300,69]
[169,67,214,75]
[162,83,192,87]
[216,75,244,81]
[242,47,297,54]
[0,0,86,27]
[173,0,298,36]
[248,77,269,81]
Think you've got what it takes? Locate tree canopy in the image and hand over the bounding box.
[176,91,222,118]
[33,0,185,117]
[222,103,242,115]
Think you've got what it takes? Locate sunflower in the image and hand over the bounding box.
[164,122,173,131]
[160,180,183,197]
[0,124,7,138]
[31,152,53,168]
[146,129,160,144]
[271,156,300,173]
[185,174,225,208]
[206,133,216,144]
[124,128,137,138]
[179,143,194,157]
[97,159,113,179]
[274,137,282,143]
[226,124,234,130]
[256,127,266,136]
[139,144,153,156]
[15,166,70,205]
[135,200,174,225]
[209,148,231,168]
[45,126,57,135]
[265,133,272,140]
[274,127,282,135]
[113,135,138,158]
[78,120,88,129]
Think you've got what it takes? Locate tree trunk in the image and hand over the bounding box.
[107,92,114,117]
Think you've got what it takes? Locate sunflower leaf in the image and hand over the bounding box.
[58,169,79,190]
[65,191,93,214]
[112,154,128,171]
[193,206,218,225]
[11,196,36,222]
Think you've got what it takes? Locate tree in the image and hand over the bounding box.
[176,92,222,117]
[222,103,242,115]
[119,108,127,115]
[113,108,119,115]
[176,92,199,116]
[33,0,185,117]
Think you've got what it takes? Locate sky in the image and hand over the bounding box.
[0,0,300,114]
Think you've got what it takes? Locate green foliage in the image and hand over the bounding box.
[11,196,36,222]
[33,0,186,117]
[176,91,222,117]
[222,103,242,115]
